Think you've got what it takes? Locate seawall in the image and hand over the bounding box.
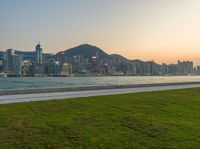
[0,81,200,96]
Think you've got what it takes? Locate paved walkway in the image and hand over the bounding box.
[0,83,200,104]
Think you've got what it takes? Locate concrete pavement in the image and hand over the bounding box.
[0,83,200,104]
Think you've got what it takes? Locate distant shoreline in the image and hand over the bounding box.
[1,81,200,96]
[1,74,200,78]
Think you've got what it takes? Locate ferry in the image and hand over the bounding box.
[0,73,7,78]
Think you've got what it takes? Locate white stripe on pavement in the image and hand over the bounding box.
[0,84,200,104]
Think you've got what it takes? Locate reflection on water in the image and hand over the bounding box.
[0,76,200,91]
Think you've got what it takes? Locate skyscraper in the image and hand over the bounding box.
[0,51,5,60]
[12,54,22,75]
[5,49,22,75]
[35,43,43,64]
[6,49,13,72]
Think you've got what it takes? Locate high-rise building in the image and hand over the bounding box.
[168,64,178,75]
[21,60,33,76]
[14,50,36,62]
[5,49,22,75]
[0,60,4,72]
[47,61,61,76]
[0,51,5,72]
[197,66,200,75]
[35,43,43,64]
[177,60,193,74]
[33,64,45,77]
[61,63,72,76]
[0,51,5,60]
[12,55,22,75]
[6,49,14,72]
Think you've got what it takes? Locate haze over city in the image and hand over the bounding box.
[1,0,200,65]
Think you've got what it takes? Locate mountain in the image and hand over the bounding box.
[56,44,160,66]
[131,59,144,63]
[62,44,110,59]
[110,54,129,62]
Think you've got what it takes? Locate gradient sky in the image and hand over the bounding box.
[1,0,200,65]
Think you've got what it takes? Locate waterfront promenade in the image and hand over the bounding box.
[0,82,200,104]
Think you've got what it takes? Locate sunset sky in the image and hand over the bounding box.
[1,0,200,65]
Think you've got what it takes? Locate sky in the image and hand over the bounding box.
[1,0,200,65]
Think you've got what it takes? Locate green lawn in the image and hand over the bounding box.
[1,88,200,149]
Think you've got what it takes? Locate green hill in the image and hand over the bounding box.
[63,44,110,59]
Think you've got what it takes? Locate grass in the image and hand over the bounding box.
[1,88,200,148]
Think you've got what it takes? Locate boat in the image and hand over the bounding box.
[0,73,8,77]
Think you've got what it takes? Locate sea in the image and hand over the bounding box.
[1,76,200,91]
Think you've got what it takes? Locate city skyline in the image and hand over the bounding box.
[0,43,196,77]
[0,43,197,66]
[1,0,200,65]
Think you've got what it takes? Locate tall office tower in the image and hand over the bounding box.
[0,51,5,60]
[13,54,22,75]
[35,43,43,64]
[0,60,3,72]
[6,49,14,72]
